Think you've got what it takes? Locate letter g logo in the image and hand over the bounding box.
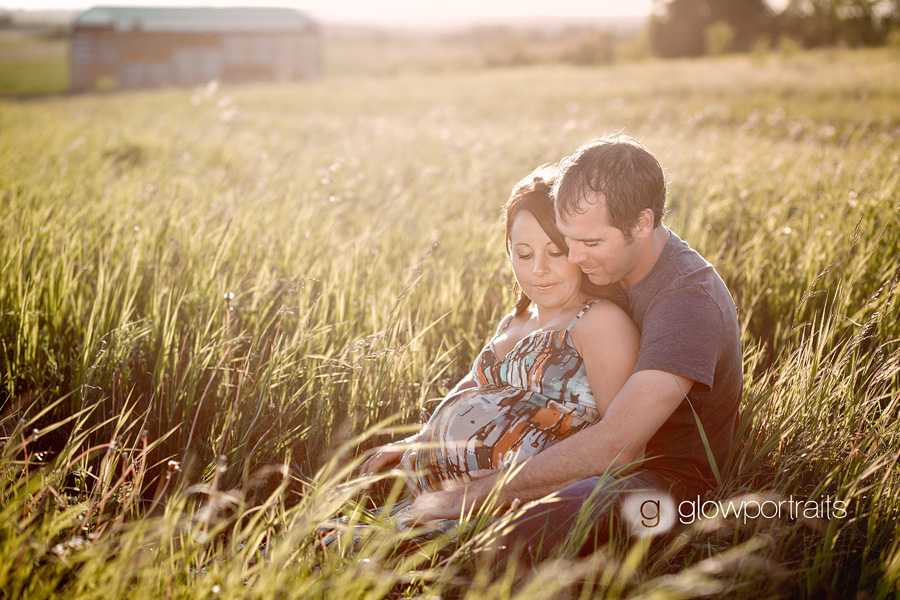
[621,490,676,538]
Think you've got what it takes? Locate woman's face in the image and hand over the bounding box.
[509,210,583,312]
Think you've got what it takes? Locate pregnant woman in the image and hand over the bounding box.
[360,164,640,496]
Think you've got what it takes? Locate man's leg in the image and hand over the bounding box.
[490,470,669,565]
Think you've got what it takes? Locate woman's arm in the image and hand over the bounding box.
[359,430,423,477]
[359,310,513,478]
[568,301,641,418]
[358,374,477,477]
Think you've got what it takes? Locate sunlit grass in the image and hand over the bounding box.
[1,47,899,598]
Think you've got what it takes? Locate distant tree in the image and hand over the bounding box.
[886,0,900,28]
[780,0,889,46]
[651,0,777,57]
[869,0,900,38]
[651,0,710,56]
[705,20,736,54]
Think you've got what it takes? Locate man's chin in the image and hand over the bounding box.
[586,273,606,286]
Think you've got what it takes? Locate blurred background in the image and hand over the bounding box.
[2,0,900,95]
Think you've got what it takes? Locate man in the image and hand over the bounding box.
[410,134,743,556]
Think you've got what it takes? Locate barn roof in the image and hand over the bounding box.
[72,6,318,33]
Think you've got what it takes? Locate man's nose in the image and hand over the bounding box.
[567,243,586,265]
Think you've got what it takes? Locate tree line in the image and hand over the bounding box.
[651,0,900,57]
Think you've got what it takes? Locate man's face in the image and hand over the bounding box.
[556,195,643,289]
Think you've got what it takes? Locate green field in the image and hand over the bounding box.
[1,48,900,598]
[0,33,69,95]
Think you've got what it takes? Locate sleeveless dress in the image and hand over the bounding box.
[412,301,604,493]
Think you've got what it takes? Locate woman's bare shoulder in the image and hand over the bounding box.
[494,310,532,336]
[570,300,639,340]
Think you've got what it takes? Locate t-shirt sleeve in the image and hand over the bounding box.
[632,286,723,391]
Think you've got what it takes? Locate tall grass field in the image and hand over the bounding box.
[1,47,900,598]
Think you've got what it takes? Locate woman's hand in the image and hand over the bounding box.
[409,470,498,520]
[359,443,406,477]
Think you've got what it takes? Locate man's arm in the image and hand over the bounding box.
[410,369,693,519]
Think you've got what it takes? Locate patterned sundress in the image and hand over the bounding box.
[412,301,603,493]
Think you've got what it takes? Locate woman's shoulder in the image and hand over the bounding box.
[494,309,532,336]
[569,299,638,341]
[494,312,515,336]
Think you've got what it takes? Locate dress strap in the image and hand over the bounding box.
[565,300,604,331]
[497,312,516,335]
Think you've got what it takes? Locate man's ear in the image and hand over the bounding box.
[633,208,655,239]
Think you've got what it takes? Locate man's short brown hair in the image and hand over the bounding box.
[554,135,666,241]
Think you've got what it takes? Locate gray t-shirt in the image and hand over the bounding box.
[625,228,742,496]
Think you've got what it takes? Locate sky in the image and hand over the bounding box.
[1,0,655,25]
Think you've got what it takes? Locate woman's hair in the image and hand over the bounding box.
[503,164,626,316]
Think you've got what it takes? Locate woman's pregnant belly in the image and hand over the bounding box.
[413,384,598,493]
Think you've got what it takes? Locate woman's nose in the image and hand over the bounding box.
[533,254,550,274]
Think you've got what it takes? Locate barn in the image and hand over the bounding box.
[70,6,322,92]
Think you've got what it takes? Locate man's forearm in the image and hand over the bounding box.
[495,370,692,506]
[412,370,692,520]
[495,419,641,506]
[407,433,615,521]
